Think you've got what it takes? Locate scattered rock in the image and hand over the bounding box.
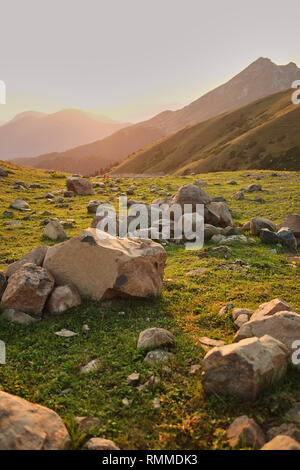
[204,224,222,241]
[278,214,300,238]
[226,415,266,448]
[2,263,54,315]
[82,324,90,334]
[85,437,119,450]
[122,398,130,407]
[259,228,279,245]
[202,335,288,400]
[43,220,67,241]
[10,199,30,212]
[4,220,22,226]
[190,364,202,375]
[153,397,161,409]
[234,311,300,355]
[261,435,300,450]
[232,191,245,200]
[198,336,225,348]
[47,284,81,314]
[249,217,276,235]
[246,184,262,193]
[232,308,252,321]
[276,227,297,251]
[6,246,48,277]
[55,329,78,337]
[127,372,141,386]
[87,200,106,213]
[218,303,234,316]
[234,314,249,329]
[205,202,233,227]
[43,229,166,300]
[80,358,101,374]
[66,176,94,196]
[137,328,175,350]
[251,298,293,321]
[0,391,70,450]
[144,349,173,365]
[75,416,101,432]
[1,308,38,325]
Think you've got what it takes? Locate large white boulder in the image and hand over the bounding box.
[43,229,166,300]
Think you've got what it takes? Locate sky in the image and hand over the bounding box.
[0,0,300,123]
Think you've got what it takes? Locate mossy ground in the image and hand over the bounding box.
[0,161,299,450]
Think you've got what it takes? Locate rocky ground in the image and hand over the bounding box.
[0,161,299,450]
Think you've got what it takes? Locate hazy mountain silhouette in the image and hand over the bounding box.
[1,109,129,160]
[14,58,300,174]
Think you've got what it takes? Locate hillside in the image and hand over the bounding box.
[0,109,129,160]
[14,58,300,174]
[112,89,300,175]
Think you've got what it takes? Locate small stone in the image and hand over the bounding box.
[47,285,81,314]
[1,308,38,325]
[234,314,249,329]
[137,328,175,350]
[190,364,202,375]
[85,437,119,450]
[75,416,101,432]
[80,358,101,374]
[226,415,266,448]
[2,263,54,315]
[259,229,279,245]
[122,398,130,407]
[153,397,161,409]
[82,324,90,334]
[144,349,173,365]
[246,183,262,192]
[55,329,78,338]
[232,308,252,321]
[198,337,225,348]
[10,199,30,211]
[43,220,67,241]
[276,227,297,251]
[127,372,141,386]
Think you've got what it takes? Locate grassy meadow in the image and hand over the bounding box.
[0,160,299,449]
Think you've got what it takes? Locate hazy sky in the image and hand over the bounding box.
[0,0,300,122]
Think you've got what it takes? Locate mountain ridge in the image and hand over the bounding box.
[13,57,300,174]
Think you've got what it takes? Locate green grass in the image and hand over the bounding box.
[0,161,299,449]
